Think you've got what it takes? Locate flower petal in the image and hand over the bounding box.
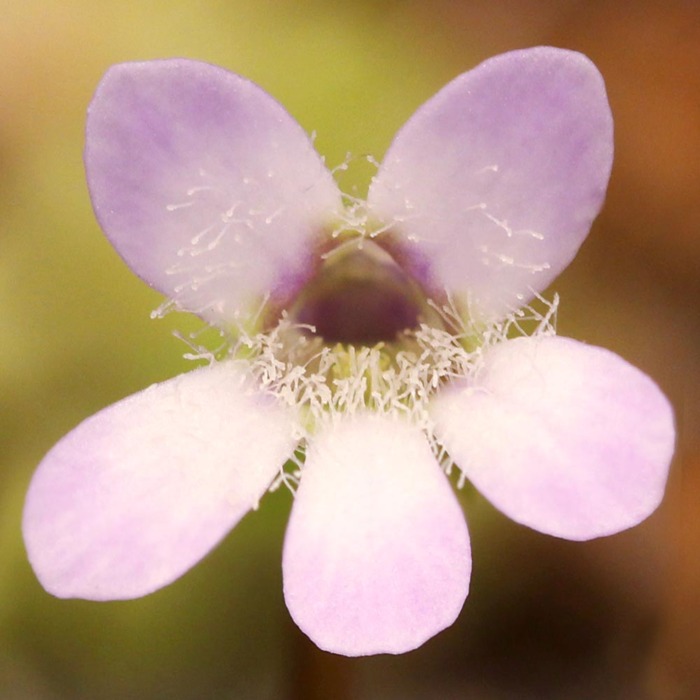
[85,59,342,326]
[431,336,675,540]
[282,415,470,656]
[23,363,298,599]
[369,47,613,320]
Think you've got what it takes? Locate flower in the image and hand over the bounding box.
[23,47,675,657]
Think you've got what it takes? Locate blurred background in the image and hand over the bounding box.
[1,0,698,698]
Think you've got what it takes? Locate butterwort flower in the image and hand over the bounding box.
[23,47,675,656]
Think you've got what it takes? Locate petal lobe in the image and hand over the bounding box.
[431,336,675,540]
[23,363,298,599]
[85,59,342,326]
[282,415,471,656]
[369,47,614,320]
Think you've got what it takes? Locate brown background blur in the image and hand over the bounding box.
[1,1,698,698]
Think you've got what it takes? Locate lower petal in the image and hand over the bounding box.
[282,415,470,656]
[23,363,298,599]
[431,336,675,540]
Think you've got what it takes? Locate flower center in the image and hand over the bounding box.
[288,239,433,345]
[232,239,479,440]
[177,214,559,449]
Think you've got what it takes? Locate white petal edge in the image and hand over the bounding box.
[283,415,471,656]
[23,363,298,599]
[431,336,675,540]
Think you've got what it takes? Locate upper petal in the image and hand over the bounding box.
[85,59,342,326]
[431,336,675,540]
[368,47,613,321]
[282,415,470,656]
[23,363,298,599]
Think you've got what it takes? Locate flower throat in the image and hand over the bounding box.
[288,239,434,346]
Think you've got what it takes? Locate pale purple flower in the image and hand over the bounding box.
[23,47,675,657]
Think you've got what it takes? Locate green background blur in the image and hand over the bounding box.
[2,1,698,698]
